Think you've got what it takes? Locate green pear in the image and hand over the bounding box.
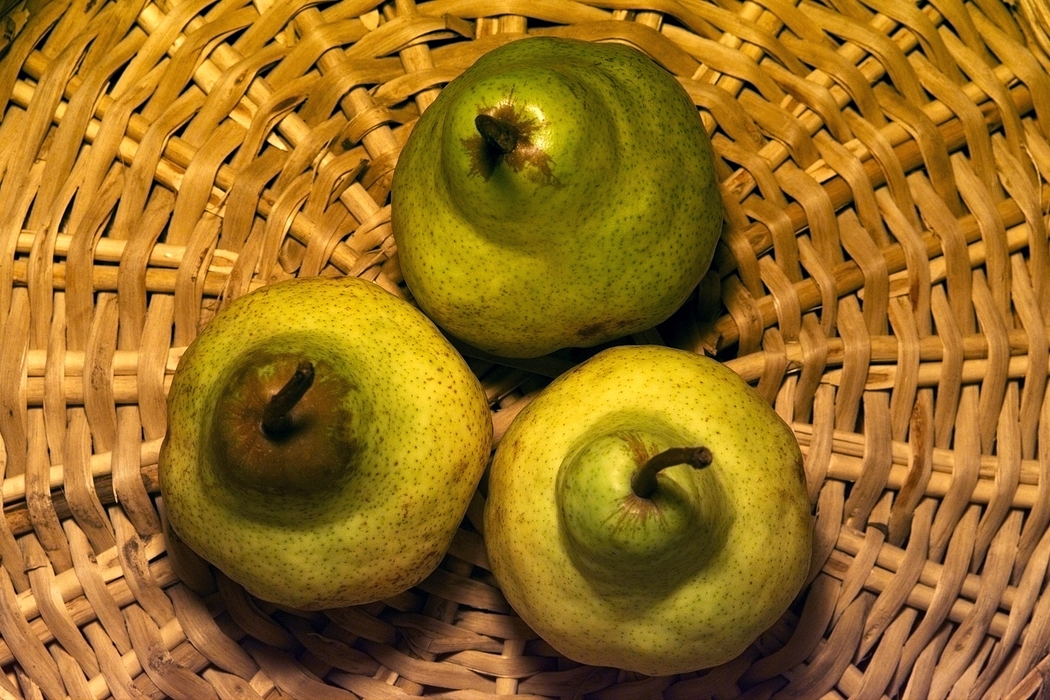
[391,36,722,358]
[484,345,812,675]
[159,276,492,610]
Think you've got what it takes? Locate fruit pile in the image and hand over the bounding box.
[158,37,813,677]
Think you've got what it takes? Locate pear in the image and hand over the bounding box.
[159,276,492,610]
[391,36,722,358]
[484,345,813,675]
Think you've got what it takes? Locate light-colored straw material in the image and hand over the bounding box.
[1,0,1049,697]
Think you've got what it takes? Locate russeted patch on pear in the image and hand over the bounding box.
[463,100,559,186]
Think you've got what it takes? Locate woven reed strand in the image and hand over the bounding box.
[2,0,1050,698]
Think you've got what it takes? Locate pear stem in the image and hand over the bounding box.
[475,113,519,154]
[631,446,713,499]
[261,360,315,439]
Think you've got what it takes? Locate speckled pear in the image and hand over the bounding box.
[159,276,492,610]
[391,37,723,358]
[484,345,813,675]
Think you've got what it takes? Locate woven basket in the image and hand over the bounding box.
[2,0,1050,697]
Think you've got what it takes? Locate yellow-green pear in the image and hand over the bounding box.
[391,36,722,358]
[159,276,492,610]
[484,345,812,675]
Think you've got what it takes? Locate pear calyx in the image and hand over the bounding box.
[631,446,712,499]
[209,352,355,497]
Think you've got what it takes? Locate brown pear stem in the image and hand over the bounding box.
[631,446,713,499]
[261,360,315,438]
[475,113,519,154]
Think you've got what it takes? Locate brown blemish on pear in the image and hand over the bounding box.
[464,101,560,186]
[575,318,637,341]
[209,354,356,495]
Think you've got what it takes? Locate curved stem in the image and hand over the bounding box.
[261,360,315,438]
[631,446,712,499]
[475,113,520,154]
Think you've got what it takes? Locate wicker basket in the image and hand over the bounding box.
[2,0,1049,697]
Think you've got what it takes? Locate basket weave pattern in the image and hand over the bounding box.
[2,0,1050,697]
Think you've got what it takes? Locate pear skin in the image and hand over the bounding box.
[484,345,813,675]
[160,276,492,610]
[391,37,723,358]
